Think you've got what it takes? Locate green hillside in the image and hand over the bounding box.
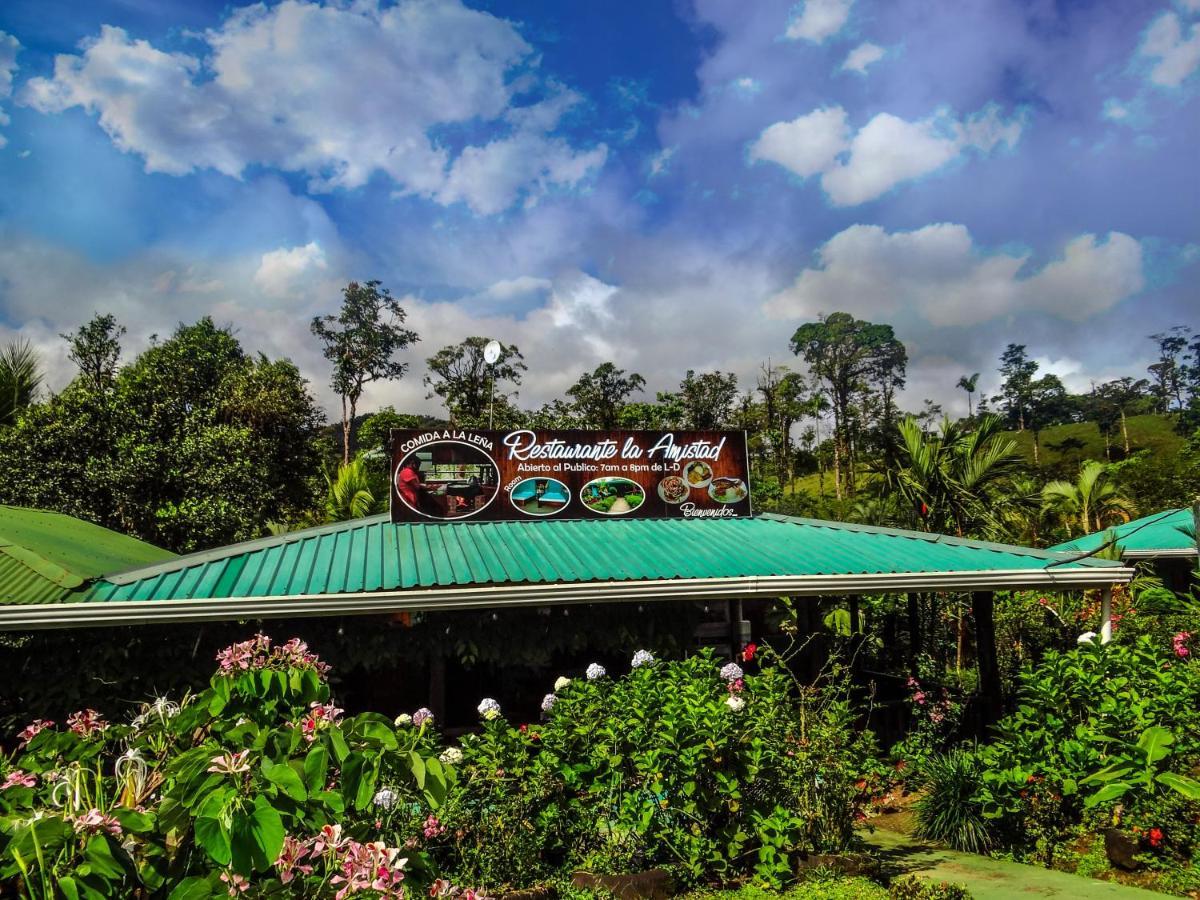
[785,414,1183,498]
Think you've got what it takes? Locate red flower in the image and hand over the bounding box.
[519,724,528,734]
[1149,827,1164,848]
[741,643,757,662]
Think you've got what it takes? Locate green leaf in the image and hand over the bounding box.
[58,877,81,900]
[1084,781,1132,809]
[263,762,308,802]
[328,727,350,763]
[82,835,126,880]
[1136,726,1174,764]
[111,808,155,834]
[230,796,285,874]
[408,750,426,789]
[304,745,329,793]
[168,875,220,900]
[1156,772,1200,800]
[194,816,232,867]
[355,720,399,750]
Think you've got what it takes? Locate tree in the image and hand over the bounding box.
[997,344,1037,431]
[1042,460,1136,537]
[312,281,419,463]
[1148,326,1191,412]
[790,312,906,498]
[0,338,42,426]
[424,336,526,425]
[1092,377,1149,456]
[678,369,739,430]
[1026,373,1071,467]
[956,373,980,419]
[324,456,384,521]
[0,318,324,552]
[566,363,646,428]
[62,313,125,390]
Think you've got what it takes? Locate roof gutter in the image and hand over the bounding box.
[0,567,1134,631]
[1121,548,1197,559]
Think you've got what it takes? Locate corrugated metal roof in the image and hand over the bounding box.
[1047,507,1197,558]
[86,512,1123,605]
[0,506,178,605]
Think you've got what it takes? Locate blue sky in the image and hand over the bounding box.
[0,0,1197,417]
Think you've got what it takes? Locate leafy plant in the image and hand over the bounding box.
[913,751,992,854]
[1082,726,1200,808]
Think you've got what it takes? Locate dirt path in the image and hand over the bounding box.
[862,828,1168,900]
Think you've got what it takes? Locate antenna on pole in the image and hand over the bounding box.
[483,340,501,429]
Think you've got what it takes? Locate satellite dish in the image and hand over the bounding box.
[483,340,502,365]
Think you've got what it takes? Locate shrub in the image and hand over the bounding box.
[913,752,991,854]
[888,875,971,900]
[0,636,880,894]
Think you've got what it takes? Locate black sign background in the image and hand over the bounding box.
[390,428,751,522]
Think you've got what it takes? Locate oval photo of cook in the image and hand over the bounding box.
[393,441,500,520]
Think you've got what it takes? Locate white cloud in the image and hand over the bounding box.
[785,0,853,43]
[730,76,763,96]
[841,42,885,74]
[749,103,1024,205]
[764,223,1145,327]
[0,31,19,148]
[748,106,848,178]
[1138,10,1200,87]
[254,242,328,298]
[648,145,676,178]
[19,2,605,214]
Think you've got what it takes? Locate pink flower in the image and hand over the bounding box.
[423,814,446,839]
[207,749,252,775]
[1,770,36,790]
[220,871,250,895]
[727,678,745,694]
[913,691,927,706]
[276,835,314,884]
[66,709,108,738]
[72,808,122,837]
[16,719,53,747]
[1173,632,1192,658]
[311,823,346,857]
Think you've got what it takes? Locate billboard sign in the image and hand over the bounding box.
[390,428,751,522]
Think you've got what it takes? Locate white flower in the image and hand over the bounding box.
[631,650,655,669]
[439,747,463,765]
[541,693,557,712]
[477,698,501,720]
[586,663,606,681]
[373,788,397,809]
[1077,632,1098,644]
[720,662,744,682]
[394,713,412,727]
[554,676,572,692]
[725,695,746,712]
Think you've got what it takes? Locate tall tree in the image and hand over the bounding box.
[424,336,526,425]
[0,339,43,426]
[566,362,646,428]
[678,369,739,430]
[1148,326,1191,412]
[790,312,905,498]
[1025,373,1070,466]
[997,344,1038,431]
[311,281,419,463]
[1042,460,1136,536]
[956,373,980,419]
[1092,377,1149,456]
[62,313,125,391]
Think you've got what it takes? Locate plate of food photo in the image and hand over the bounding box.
[708,477,748,504]
[657,474,689,504]
[682,460,713,489]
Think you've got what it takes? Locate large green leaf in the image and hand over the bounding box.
[263,762,308,802]
[303,745,329,793]
[168,875,220,899]
[1135,726,1175,764]
[80,835,126,880]
[193,816,232,867]
[1157,772,1200,800]
[1084,781,1132,808]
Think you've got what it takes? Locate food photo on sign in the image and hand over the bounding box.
[390,429,751,522]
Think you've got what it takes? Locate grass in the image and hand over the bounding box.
[683,878,889,900]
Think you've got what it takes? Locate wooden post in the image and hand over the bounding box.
[848,594,862,674]
[1099,586,1113,645]
[907,592,921,669]
[972,591,1002,724]
[728,598,744,661]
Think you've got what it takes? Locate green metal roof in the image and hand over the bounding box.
[1047,507,1197,559]
[0,506,178,605]
[0,512,1130,630]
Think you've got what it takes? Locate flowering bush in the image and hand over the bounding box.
[431,647,878,888]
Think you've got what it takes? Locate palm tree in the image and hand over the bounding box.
[880,414,1024,539]
[0,338,43,425]
[956,373,980,420]
[1041,460,1136,537]
[324,457,382,522]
